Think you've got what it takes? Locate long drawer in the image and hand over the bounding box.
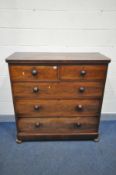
[12,82,103,99]
[15,99,100,117]
[17,117,98,133]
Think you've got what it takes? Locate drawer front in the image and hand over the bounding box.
[60,65,107,80]
[12,82,103,98]
[15,99,100,117]
[18,117,98,133]
[9,65,58,81]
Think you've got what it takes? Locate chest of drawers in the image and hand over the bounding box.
[6,52,111,143]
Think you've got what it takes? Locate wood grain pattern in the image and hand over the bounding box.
[17,117,98,133]
[15,99,100,117]
[6,52,111,64]
[12,81,104,99]
[9,65,58,81]
[60,65,107,80]
[6,52,110,141]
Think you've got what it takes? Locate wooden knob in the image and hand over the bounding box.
[32,69,38,76]
[75,122,81,128]
[34,105,40,110]
[80,70,86,76]
[35,122,40,128]
[79,87,85,93]
[76,105,83,111]
[33,87,39,93]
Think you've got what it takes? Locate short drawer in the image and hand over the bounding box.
[60,65,107,80]
[12,82,104,99]
[9,65,58,81]
[17,117,98,133]
[15,99,100,117]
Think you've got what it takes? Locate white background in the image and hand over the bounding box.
[0,0,116,115]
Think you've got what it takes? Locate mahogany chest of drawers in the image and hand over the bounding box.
[6,52,111,143]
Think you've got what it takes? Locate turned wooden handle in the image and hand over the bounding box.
[76,104,83,111]
[80,70,86,76]
[33,87,39,93]
[79,87,85,93]
[75,122,81,128]
[34,105,40,110]
[35,122,40,128]
[32,69,38,76]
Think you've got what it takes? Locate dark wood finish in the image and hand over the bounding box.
[17,117,98,133]
[12,82,104,99]
[60,65,107,80]
[9,65,58,81]
[6,52,111,142]
[15,99,100,117]
[17,132,98,141]
[6,52,110,64]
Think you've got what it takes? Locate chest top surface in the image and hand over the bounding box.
[6,52,111,64]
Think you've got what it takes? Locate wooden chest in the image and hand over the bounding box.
[6,52,111,143]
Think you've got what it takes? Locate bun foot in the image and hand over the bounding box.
[16,138,22,144]
[94,136,100,142]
